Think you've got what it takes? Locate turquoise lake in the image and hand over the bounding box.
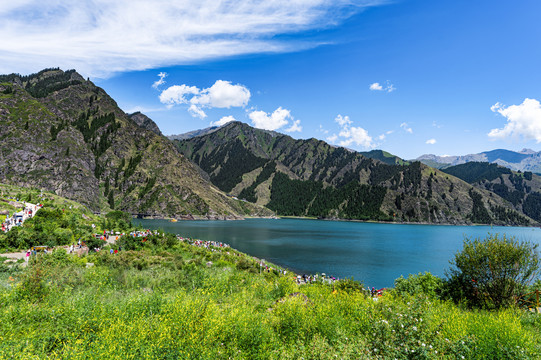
[133,218,541,288]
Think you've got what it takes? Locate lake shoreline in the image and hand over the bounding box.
[133,218,541,288]
[137,213,539,228]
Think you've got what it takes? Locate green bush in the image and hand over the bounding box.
[15,264,49,302]
[447,233,540,309]
[393,272,444,299]
[335,277,365,294]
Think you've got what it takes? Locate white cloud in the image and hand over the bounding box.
[249,107,293,131]
[327,134,338,142]
[426,138,436,145]
[369,80,395,93]
[188,104,207,119]
[211,115,236,127]
[0,1,387,78]
[488,98,541,142]
[378,130,393,141]
[335,114,352,127]
[190,80,250,108]
[286,119,302,133]
[318,125,329,134]
[400,122,413,134]
[152,72,167,89]
[339,126,373,148]
[159,80,250,118]
[329,114,374,149]
[159,84,200,107]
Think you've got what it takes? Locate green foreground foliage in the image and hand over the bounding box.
[1,233,541,359]
[0,184,116,252]
[447,234,540,309]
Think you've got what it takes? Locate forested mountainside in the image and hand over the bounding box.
[442,162,541,223]
[174,121,534,225]
[417,149,541,173]
[0,69,271,218]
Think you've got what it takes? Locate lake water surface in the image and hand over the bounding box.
[133,218,541,288]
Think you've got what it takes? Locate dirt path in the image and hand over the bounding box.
[1,235,118,263]
[1,251,29,267]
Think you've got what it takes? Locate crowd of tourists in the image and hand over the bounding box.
[295,272,338,285]
[179,236,230,250]
[129,229,158,238]
[1,202,41,232]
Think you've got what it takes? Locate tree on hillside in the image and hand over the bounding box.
[446,234,540,309]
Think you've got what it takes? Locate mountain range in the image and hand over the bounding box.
[173,121,536,225]
[1,68,539,226]
[416,149,541,173]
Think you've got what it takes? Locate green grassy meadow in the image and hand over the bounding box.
[1,238,540,359]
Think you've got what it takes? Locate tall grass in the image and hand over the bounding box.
[0,242,540,359]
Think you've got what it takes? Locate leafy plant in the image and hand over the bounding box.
[447,233,540,309]
[393,272,444,299]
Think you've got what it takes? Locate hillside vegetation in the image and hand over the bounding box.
[2,231,540,358]
[175,122,534,225]
[442,162,541,223]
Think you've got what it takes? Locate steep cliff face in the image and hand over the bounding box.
[0,69,272,218]
[174,122,534,225]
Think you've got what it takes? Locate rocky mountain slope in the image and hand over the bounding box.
[174,121,534,225]
[441,162,541,223]
[127,111,162,136]
[0,69,271,218]
[417,149,541,173]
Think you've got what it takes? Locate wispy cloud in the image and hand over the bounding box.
[318,124,329,134]
[152,72,167,89]
[400,122,413,134]
[377,130,394,141]
[369,80,395,93]
[0,1,388,77]
[426,138,436,144]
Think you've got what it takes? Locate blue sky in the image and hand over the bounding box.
[2,0,541,159]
